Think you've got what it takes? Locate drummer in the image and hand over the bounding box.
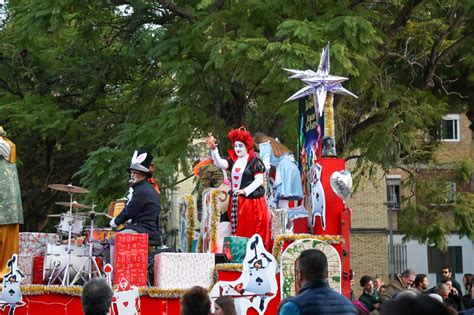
[109,149,161,247]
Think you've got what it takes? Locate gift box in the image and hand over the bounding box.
[19,232,59,256]
[32,256,45,284]
[271,207,309,238]
[154,253,214,289]
[222,236,248,263]
[113,233,148,286]
[18,255,34,284]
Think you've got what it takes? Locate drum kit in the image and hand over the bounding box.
[44,183,115,286]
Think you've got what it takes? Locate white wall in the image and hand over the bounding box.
[392,234,473,292]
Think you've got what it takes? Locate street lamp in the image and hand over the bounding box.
[385,183,398,279]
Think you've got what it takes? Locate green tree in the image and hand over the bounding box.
[0,0,472,245]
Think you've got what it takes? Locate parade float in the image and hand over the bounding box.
[0,43,357,315]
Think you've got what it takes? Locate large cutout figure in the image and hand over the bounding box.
[210,234,277,315]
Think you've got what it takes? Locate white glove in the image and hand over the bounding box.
[109,218,117,228]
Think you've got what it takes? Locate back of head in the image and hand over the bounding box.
[181,286,210,315]
[82,278,113,315]
[253,132,291,157]
[214,296,237,315]
[382,294,451,315]
[298,249,328,283]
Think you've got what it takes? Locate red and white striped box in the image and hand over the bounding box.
[113,233,148,286]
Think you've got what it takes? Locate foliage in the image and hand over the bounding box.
[0,0,472,246]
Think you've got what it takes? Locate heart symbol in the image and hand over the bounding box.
[330,170,353,200]
[235,168,241,172]
[233,176,239,180]
[234,184,238,188]
[104,264,113,273]
[123,301,129,307]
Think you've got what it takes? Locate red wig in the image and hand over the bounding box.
[228,128,254,151]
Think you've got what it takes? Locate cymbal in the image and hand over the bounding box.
[55,201,91,209]
[48,184,90,194]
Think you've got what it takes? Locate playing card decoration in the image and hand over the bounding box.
[310,163,326,231]
[281,239,341,299]
[103,263,113,288]
[210,234,277,315]
[111,278,140,315]
[0,254,26,315]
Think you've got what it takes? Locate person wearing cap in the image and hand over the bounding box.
[206,128,271,247]
[109,149,161,246]
[0,126,24,279]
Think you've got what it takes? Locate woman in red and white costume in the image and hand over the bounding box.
[206,128,271,247]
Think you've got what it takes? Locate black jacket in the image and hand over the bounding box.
[115,180,161,244]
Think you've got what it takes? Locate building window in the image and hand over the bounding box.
[441,114,460,141]
[386,175,401,210]
[393,244,407,274]
[428,246,463,274]
[430,182,457,206]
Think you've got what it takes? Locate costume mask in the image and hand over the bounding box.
[234,141,247,158]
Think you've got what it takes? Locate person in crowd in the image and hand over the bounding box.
[181,286,211,315]
[441,265,463,295]
[410,273,429,295]
[214,296,237,315]
[463,274,473,294]
[436,283,458,310]
[81,278,113,315]
[0,126,23,279]
[379,284,388,296]
[278,249,357,315]
[463,277,474,311]
[381,294,455,315]
[253,132,304,208]
[374,276,384,292]
[442,278,462,310]
[459,278,474,314]
[110,149,161,247]
[206,128,271,247]
[358,275,380,312]
[380,269,416,302]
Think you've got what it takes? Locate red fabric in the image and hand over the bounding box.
[148,177,160,194]
[228,195,271,249]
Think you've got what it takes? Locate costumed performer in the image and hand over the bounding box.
[0,126,23,278]
[254,132,304,209]
[206,128,271,247]
[110,149,162,248]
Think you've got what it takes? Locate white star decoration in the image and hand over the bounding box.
[284,42,358,117]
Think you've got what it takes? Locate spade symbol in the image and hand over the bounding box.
[9,289,15,296]
[256,277,263,285]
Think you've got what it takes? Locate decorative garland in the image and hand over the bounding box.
[209,189,220,253]
[185,194,196,253]
[214,263,243,272]
[272,234,344,263]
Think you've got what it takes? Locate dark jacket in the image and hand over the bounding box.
[359,290,379,311]
[281,280,357,315]
[115,180,161,244]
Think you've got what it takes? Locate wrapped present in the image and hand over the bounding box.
[154,253,215,289]
[19,232,59,256]
[113,233,148,286]
[222,236,248,263]
[32,256,45,284]
[271,207,309,238]
[18,255,34,284]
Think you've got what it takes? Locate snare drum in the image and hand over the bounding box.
[43,244,88,284]
[85,228,116,242]
[57,213,85,236]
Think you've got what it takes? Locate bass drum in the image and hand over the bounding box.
[43,244,88,284]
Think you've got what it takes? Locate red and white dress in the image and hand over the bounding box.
[211,148,271,247]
